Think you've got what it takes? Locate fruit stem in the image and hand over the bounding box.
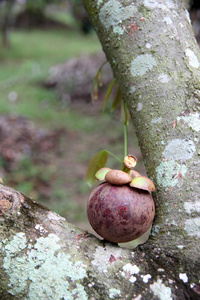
[122,166,130,174]
[122,100,128,170]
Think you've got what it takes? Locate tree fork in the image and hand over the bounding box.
[0,182,199,299]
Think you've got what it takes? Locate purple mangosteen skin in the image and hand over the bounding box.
[87,182,155,243]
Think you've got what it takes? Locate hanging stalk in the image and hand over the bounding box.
[121,100,130,173]
[123,100,128,158]
[86,80,131,184]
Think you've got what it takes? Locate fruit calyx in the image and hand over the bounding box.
[105,169,132,185]
[95,154,155,192]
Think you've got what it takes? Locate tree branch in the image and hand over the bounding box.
[0,183,199,299]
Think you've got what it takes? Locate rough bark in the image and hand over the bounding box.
[0,183,199,300]
[0,0,200,299]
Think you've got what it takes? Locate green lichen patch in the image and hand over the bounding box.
[184,217,200,238]
[150,279,172,300]
[136,102,143,111]
[2,233,87,299]
[120,263,140,283]
[185,49,200,69]
[163,16,172,25]
[151,117,162,124]
[4,232,27,253]
[179,273,188,283]
[143,0,158,9]
[113,26,124,35]
[184,201,200,214]
[91,245,123,273]
[177,113,200,132]
[144,0,176,10]
[163,139,196,161]
[156,160,187,190]
[131,54,157,77]
[141,274,151,283]
[97,0,104,8]
[109,288,121,298]
[158,73,170,83]
[99,0,137,30]
[130,85,136,94]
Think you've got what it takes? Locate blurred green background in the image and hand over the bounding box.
[0,0,143,233]
[0,0,198,234]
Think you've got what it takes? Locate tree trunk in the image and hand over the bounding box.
[82,0,200,297]
[2,15,10,48]
[1,0,15,48]
[0,0,200,299]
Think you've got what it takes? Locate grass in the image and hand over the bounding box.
[0,29,100,62]
[0,28,101,123]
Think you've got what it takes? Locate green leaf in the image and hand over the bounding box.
[102,78,116,112]
[85,150,108,187]
[110,86,122,112]
[91,61,107,101]
[95,167,111,181]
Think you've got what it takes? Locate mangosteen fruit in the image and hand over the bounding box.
[87,181,155,243]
